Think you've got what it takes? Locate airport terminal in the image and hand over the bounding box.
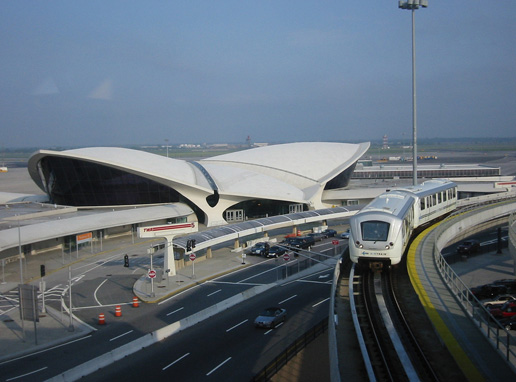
[1,142,516,381]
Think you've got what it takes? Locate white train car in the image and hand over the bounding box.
[349,179,457,270]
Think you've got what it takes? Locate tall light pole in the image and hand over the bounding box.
[399,0,427,186]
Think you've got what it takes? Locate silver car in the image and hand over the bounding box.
[254,307,287,329]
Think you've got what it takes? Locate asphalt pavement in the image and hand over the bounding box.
[0,233,266,364]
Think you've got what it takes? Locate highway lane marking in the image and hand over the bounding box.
[278,294,297,304]
[6,367,48,381]
[93,279,109,306]
[158,283,203,305]
[166,307,184,316]
[207,289,222,297]
[109,330,134,342]
[313,297,330,307]
[295,279,332,285]
[264,321,284,335]
[72,302,133,310]
[206,357,232,376]
[0,335,92,366]
[162,352,190,370]
[208,280,263,286]
[226,319,248,332]
[236,265,284,283]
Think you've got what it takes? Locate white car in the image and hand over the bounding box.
[483,294,516,309]
[340,229,350,239]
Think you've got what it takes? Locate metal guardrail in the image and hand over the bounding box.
[252,318,328,382]
[433,201,516,368]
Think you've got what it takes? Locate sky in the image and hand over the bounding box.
[1,1,515,149]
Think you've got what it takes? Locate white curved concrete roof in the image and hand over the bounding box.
[27,142,370,225]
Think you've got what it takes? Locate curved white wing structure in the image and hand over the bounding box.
[28,142,370,227]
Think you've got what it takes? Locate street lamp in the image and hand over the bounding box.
[399,0,427,186]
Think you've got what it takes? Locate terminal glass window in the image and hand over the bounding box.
[361,221,390,241]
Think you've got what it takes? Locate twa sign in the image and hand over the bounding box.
[138,222,197,238]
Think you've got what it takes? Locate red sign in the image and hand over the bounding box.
[283,253,290,261]
[189,253,196,261]
[143,222,195,233]
[148,269,156,278]
[332,240,339,245]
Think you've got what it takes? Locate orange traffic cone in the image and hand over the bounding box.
[132,296,139,308]
[115,305,122,317]
[98,313,106,325]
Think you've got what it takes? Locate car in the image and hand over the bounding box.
[266,245,286,258]
[340,229,350,239]
[483,294,516,309]
[456,239,480,255]
[489,301,516,320]
[492,279,516,293]
[470,284,507,300]
[321,229,337,238]
[254,307,287,329]
[307,232,324,242]
[499,316,516,331]
[288,236,315,250]
[249,242,269,256]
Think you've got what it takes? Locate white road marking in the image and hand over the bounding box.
[296,279,332,285]
[0,335,92,366]
[313,297,330,307]
[162,352,190,370]
[6,367,48,381]
[109,330,134,341]
[166,307,184,316]
[93,279,108,306]
[207,289,222,297]
[279,294,297,304]
[206,357,232,376]
[226,319,248,332]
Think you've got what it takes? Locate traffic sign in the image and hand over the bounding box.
[283,253,290,261]
[332,240,339,245]
[148,269,156,278]
[189,253,196,261]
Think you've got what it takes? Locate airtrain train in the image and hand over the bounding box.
[349,179,457,270]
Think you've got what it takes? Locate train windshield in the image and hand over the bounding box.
[361,221,390,241]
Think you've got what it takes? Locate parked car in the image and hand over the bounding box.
[288,236,315,250]
[499,316,516,331]
[470,284,508,300]
[321,229,337,238]
[456,239,480,255]
[267,245,286,258]
[254,307,287,329]
[483,294,516,309]
[307,232,324,242]
[492,279,516,294]
[340,229,350,239]
[250,242,269,256]
[489,301,516,320]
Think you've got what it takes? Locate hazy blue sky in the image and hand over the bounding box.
[1,1,515,148]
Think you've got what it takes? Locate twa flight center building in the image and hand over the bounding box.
[27,142,370,227]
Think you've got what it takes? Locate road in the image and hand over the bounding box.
[0,237,338,381]
[81,269,333,381]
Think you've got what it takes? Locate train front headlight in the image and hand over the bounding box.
[385,245,390,250]
[356,241,363,249]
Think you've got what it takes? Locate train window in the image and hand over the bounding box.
[432,194,437,205]
[361,221,390,241]
[420,199,425,210]
[443,192,447,201]
[437,192,441,203]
